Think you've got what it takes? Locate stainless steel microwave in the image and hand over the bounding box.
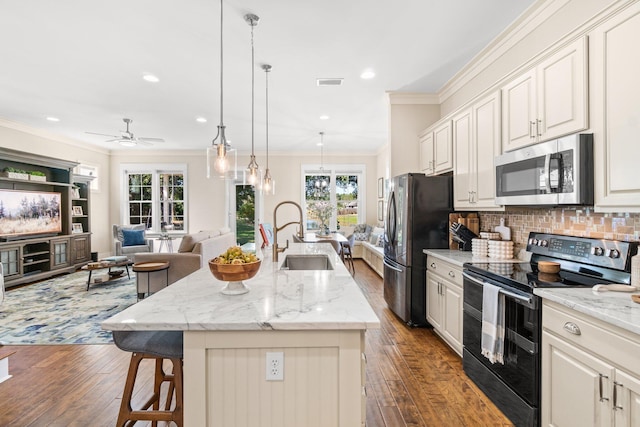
[495,133,593,206]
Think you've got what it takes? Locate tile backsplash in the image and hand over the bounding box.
[479,208,640,253]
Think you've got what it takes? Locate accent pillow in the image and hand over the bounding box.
[371,226,384,236]
[178,231,209,253]
[121,229,146,247]
[353,224,368,233]
[369,233,381,245]
[353,232,369,241]
[376,234,384,247]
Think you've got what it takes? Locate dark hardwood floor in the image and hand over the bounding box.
[0,260,513,426]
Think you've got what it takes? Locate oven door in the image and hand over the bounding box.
[462,270,541,409]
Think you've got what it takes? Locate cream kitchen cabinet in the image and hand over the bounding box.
[453,90,503,210]
[590,2,640,212]
[426,257,463,356]
[420,120,453,175]
[502,37,588,152]
[541,300,640,427]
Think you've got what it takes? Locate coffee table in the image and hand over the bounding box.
[80,260,132,291]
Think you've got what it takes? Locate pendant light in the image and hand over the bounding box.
[207,0,232,178]
[315,132,328,196]
[262,63,275,194]
[245,13,260,186]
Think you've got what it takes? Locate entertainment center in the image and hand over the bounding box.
[0,147,93,288]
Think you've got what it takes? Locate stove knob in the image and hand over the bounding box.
[528,238,535,245]
[539,239,548,247]
[591,247,604,256]
[607,249,620,259]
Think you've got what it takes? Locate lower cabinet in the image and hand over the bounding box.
[426,257,463,356]
[362,243,383,277]
[50,237,71,270]
[541,300,640,426]
[71,234,91,264]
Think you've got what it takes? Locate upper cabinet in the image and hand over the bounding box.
[591,3,640,212]
[420,120,453,176]
[453,90,503,210]
[502,37,588,152]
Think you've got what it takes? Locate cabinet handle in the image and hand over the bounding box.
[430,262,436,268]
[563,322,581,335]
[613,381,623,410]
[599,374,609,402]
[468,191,472,203]
[529,121,536,138]
[448,271,455,278]
[536,119,542,137]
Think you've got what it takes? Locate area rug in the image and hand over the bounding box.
[0,270,137,344]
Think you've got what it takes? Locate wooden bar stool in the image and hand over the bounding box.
[340,241,355,273]
[113,330,183,427]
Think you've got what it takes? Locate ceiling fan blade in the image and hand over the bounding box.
[138,137,165,143]
[86,131,119,138]
[136,140,153,146]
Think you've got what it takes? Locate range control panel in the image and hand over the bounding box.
[526,232,637,271]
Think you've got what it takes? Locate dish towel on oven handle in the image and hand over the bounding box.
[481,282,505,364]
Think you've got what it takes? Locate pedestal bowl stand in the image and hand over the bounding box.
[208,259,262,295]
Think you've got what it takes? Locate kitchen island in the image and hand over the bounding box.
[102,243,379,427]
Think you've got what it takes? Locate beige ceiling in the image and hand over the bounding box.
[0,0,535,154]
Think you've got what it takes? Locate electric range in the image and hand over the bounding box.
[461,232,638,427]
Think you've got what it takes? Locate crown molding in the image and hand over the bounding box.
[439,0,571,103]
[386,92,439,105]
[0,117,111,155]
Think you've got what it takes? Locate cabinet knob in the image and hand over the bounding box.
[563,322,581,335]
[430,262,436,268]
[448,271,455,278]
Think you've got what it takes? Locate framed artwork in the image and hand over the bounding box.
[377,200,384,221]
[72,223,84,234]
[72,206,83,216]
[71,187,80,199]
[377,177,384,199]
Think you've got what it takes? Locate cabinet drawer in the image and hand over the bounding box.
[542,301,640,373]
[426,257,462,287]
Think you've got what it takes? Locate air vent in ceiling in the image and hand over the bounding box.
[317,78,344,86]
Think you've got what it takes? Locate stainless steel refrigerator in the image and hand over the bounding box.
[383,173,453,326]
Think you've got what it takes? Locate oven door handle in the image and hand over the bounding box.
[463,271,536,308]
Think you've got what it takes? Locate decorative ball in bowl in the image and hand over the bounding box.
[208,246,261,295]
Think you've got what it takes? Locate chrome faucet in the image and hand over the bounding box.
[273,201,304,262]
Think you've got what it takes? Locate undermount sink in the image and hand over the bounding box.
[280,254,334,270]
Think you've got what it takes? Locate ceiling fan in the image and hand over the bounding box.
[85,118,165,147]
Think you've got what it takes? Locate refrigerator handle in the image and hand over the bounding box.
[386,191,396,245]
[383,258,402,272]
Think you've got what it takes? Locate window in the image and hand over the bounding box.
[122,164,187,233]
[302,164,365,232]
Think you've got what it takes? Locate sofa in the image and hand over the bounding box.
[348,224,384,277]
[133,227,236,293]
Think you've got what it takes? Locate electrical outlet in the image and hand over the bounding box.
[265,351,284,381]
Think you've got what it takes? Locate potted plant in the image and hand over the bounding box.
[29,170,47,182]
[1,167,30,180]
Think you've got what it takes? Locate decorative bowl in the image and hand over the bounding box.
[208,259,262,295]
[538,260,561,274]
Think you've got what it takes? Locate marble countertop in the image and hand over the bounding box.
[102,243,380,332]
[422,249,526,267]
[535,288,640,336]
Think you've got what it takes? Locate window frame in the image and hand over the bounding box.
[300,163,366,232]
[120,163,188,234]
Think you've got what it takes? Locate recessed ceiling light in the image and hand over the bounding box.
[142,73,159,83]
[196,117,207,123]
[46,116,60,122]
[319,115,330,120]
[360,69,376,79]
